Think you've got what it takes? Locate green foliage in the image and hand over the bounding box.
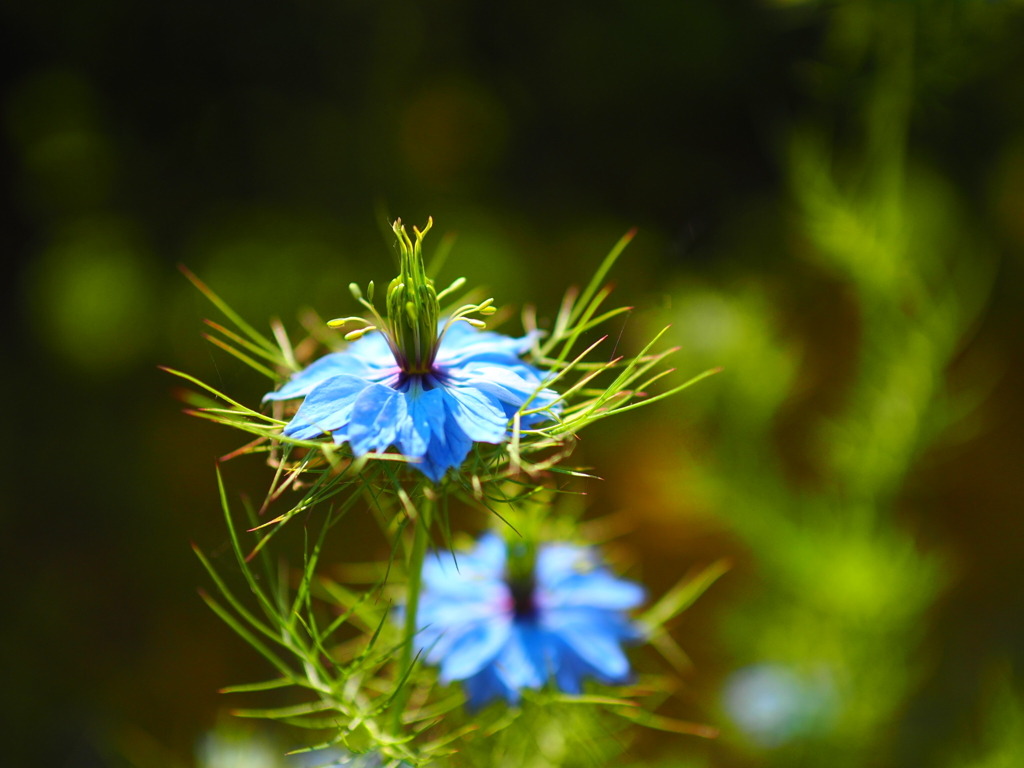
[945,680,1024,768]
[650,3,1002,765]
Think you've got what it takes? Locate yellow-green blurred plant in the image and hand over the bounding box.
[944,676,1024,768]
[651,2,998,765]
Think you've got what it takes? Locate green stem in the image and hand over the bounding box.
[392,497,431,731]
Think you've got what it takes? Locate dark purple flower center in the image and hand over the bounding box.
[393,368,446,392]
[507,576,537,620]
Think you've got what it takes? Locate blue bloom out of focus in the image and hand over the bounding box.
[265,218,560,481]
[722,663,838,747]
[287,747,409,768]
[412,533,646,708]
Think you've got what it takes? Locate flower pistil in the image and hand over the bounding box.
[333,218,496,378]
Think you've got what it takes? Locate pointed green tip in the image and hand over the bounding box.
[387,216,441,371]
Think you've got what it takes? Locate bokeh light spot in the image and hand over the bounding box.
[26,219,158,376]
[723,663,838,748]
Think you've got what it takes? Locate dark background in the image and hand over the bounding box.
[3,1,1024,766]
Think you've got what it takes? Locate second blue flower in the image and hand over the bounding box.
[414,533,646,708]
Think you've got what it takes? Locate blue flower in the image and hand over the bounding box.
[412,533,646,708]
[265,321,559,482]
[264,217,560,482]
[287,747,410,768]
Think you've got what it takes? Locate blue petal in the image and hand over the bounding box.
[463,664,517,709]
[420,564,506,602]
[264,331,397,402]
[468,533,508,576]
[536,543,595,587]
[418,602,507,665]
[542,607,633,681]
[453,365,562,433]
[415,534,511,663]
[492,623,547,692]
[423,533,507,586]
[437,323,537,366]
[264,353,375,402]
[419,426,473,482]
[441,385,508,444]
[542,571,645,611]
[283,375,371,438]
[551,604,642,642]
[439,615,513,682]
[549,634,606,693]
[342,330,398,365]
[347,383,408,455]
[450,364,549,406]
[417,593,503,633]
[396,385,432,458]
[401,386,461,481]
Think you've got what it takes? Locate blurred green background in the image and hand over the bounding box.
[4,0,1024,766]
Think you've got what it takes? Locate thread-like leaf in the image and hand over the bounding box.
[179,264,279,353]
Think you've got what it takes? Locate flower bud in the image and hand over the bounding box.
[386,218,441,373]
